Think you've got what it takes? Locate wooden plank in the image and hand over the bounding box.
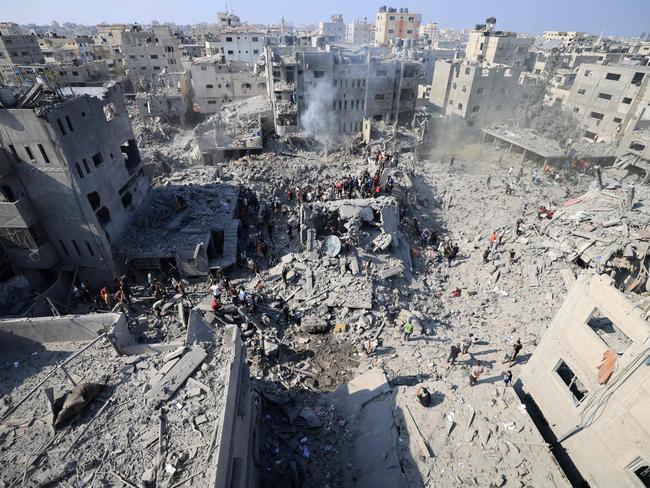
[146,346,207,407]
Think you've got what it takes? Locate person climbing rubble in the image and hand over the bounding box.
[469,360,485,386]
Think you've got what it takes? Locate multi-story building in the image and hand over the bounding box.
[190,57,266,113]
[265,47,419,137]
[38,35,95,64]
[542,31,598,48]
[0,83,149,286]
[0,32,44,66]
[374,6,421,46]
[318,15,346,44]
[430,59,538,126]
[519,273,650,488]
[120,25,183,81]
[419,22,439,44]
[547,68,578,105]
[135,71,192,122]
[564,63,650,141]
[346,19,373,45]
[205,28,265,64]
[418,47,458,85]
[465,18,532,67]
[217,11,242,29]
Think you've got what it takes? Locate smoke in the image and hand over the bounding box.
[300,78,337,142]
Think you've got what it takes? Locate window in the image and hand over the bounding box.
[613,117,622,123]
[605,72,621,81]
[153,66,161,71]
[226,37,233,42]
[584,69,592,77]
[632,72,645,86]
[587,310,631,354]
[207,100,217,105]
[630,141,647,151]
[92,152,104,167]
[590,111,604,120]
[59,239,69,256]
[623,97,632,104]
[627,457,650,487]
[200,66,207,71]
[376,69,387,77]
[461,85,467,93]
[388,29,394,34]
[584,130,597,140]
[65,115,74,132]
[96,207,111,224]
[24,146,35,162]
[573,107,580,113]
[314,71,325,79]
[252,37,259,42]
[457,102,463,110]
[227,50,234,55]
[57,118,66,135]
[8,145,18,161]
[85,241,94,256]
[555,360,588,404]
[87,192,101,210]
[71,239,82,256]
[206,84,214,89]
[37,144,50,164]
[471,105,480,113]
[71,71,79,76]
[253,49,259,54]
[374,94,385,101]
[150,54,158,59]
[75,163,84,178]
[83,159,90,174]
[476,87,485,95]
[597,92,612,100]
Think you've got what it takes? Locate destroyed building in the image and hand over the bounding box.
[114,174,239,277]
[346,19,374,45]
[190,57,266,113]
[0,298,260,487]
[564,63,650,142]
[317,14,346,44]
[135,70,192,122]
[264,46,420,137]
[0,83,149,287]
[518,274,650,487]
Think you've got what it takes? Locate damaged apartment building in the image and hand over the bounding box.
[430,18,538,126]
[519,274,650,487]
[0,82,148,288]
[264,46,420,137]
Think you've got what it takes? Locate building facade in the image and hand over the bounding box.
[120,26,183,81]
[374,6,421,46]
[564,63,650,141]
[0,84,149,286]
[346,20,373,45]
[190,58,266,113]
[265,47,419,137]
[465,20,532,67]
[0,33,45,66]
[518,273,650,488]
[205,28,265,64]
[430,60,537,125]
[318,15,346,44]
[419,22,439,44]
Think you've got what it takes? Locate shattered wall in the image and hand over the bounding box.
[518,273,650,487]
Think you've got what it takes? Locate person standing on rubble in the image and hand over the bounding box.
[403,319,414,341]
[469,360,485,386]
[447,343,461,365]
[482,247,491,264]
[461,334,474,355]
[412,217,420,236]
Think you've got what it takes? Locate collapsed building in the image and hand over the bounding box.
[518,273,650,487]
[0,82,148,288]
[114,174,239,278]
[135,70,192,122]
[0,298,259,487]
[264,46,420,137]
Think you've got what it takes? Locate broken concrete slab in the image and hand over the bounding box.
[146,345,207,407]
[326,368,390,419]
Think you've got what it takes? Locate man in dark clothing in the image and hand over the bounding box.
[447,343,461,365]
[416,386,432,407]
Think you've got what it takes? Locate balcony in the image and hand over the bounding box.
[0,198,38,229]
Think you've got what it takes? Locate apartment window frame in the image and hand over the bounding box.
[625,457,650,488]
[554,359,588,406]
[605,72,621,81]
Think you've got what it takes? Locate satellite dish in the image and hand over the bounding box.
[322,235,341,257]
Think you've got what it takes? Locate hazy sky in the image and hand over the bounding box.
[3,0,649,37]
